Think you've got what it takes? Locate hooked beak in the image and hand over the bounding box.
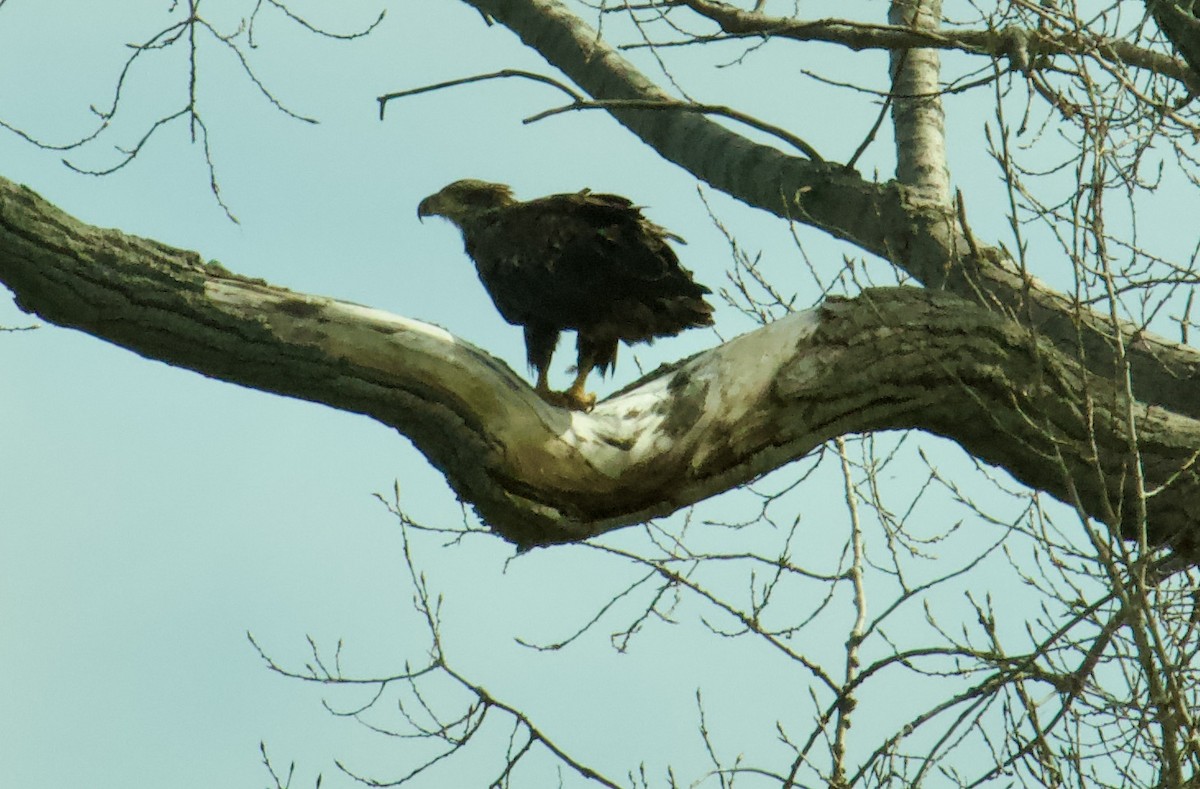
[416,196,436,223]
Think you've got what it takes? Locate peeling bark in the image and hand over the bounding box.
[3,177,1199,554]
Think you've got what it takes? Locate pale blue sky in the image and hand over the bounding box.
[1,1,1177,787]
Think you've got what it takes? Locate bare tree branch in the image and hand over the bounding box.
[457,0,1200,428]
[3,175,1199,555]
[378,69,823,159]
[1144,0,1200,83]
[678,0,1198,91]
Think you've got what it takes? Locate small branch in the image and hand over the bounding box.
[831,436,867,786]
[250,0,384,45]
[845,51,899,170]
[200,17,318,124]
[378,69,582,120]
[63,107,192,177]
[378,70,822,160]
[524,97,823,161]
[2,2,368,223]
[956,189,980,261]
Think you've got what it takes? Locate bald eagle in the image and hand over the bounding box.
[418,180,714,410]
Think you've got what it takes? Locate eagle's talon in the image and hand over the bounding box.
[536,388,595,412]
[564,389,596,412]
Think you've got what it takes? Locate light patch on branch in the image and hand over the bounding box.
[3,176,1200,556]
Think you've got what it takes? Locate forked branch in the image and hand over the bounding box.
[2,176,1199,555]
[455,0,1200,429]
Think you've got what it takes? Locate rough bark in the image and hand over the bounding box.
[458,0,1200,423]
[3,177,1199,554]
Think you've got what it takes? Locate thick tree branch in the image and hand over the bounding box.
[681,0,1198,91]
[1145,0,1200,83]
[3,177,1199,556]
[455,0,1200,425]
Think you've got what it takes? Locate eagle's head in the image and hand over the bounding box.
[417,180,516,227]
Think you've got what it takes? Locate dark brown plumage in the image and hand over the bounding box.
[418,179,714,410]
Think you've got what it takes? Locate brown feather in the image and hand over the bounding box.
[419,180,714,405]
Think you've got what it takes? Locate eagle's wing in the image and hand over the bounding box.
[464,191,708,336]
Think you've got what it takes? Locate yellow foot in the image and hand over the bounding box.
[537,388,596,412]
[565,388,596,412]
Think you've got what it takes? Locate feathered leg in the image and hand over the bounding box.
[524,325,559,401]
[564,335,617,411]
[563,365,596,412]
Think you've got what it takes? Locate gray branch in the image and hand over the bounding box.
[1145,0,1200,83]
[680,0,1197,91]
[3,176,1199,556]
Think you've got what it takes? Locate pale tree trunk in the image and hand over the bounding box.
[3,177,1200,555]
[888,0,950,205]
